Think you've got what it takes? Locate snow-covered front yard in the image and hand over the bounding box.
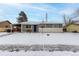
[0,32,79,45]
[0,32,79,56]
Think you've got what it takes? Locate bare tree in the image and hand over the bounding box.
[63,8,79,32]
[63,14,67,25]
[73,8,79,18]
[68,8,79,20]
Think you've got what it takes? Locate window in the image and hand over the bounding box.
[54,24,57,28]
[40,24,62,28]
[40,24,45,28]
[53,24,62,28]
[5,26,8,28]
[26,25,31,28]
[59,24,62,28]
[46,24,52,28]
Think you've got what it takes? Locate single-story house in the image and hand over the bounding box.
[0,20,12,32]
[0,20,63,33]
[66,21,79,32]
[20,21,63,33]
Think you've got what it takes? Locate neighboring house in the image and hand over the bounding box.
[0,20,12,32]
[66,21,79,32]
[21,21,63,33]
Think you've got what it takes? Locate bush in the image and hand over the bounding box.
[63,28,67,32]
[72,31,77,33]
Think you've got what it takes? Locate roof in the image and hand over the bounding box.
[21,21,41,25]
[72,16,79,21]
[0,20,12,24]
[74,21,79,24]
[21,21,63,25]
[71,16,79,24]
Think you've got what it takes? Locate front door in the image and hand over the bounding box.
[33,25,38,32]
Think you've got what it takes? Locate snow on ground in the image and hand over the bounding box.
[0,32,8,35]
[0,51,79,56]
[0,33,79,45]
[0,32,79,56]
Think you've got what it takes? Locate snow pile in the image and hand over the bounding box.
[0,51,79,56]
[0,44,79,53]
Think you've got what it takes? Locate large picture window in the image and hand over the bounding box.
[23,25,31,28]
[45,24,52,28]
[40,24,62,28]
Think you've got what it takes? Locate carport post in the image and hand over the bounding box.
[21,24,22,32]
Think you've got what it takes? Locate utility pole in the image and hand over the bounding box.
[46,12,48,22]
[45,12,48,29]
[42,14,44,33]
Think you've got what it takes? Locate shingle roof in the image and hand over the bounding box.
[0,20,12,24]
[21,21,63,25]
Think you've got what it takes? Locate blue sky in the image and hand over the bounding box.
[0,3,79,23]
